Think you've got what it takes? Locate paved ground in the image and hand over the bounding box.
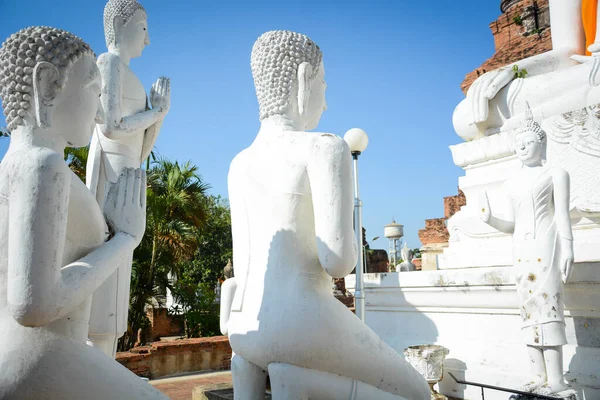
[151,371,462,400]
[151,371,232,400]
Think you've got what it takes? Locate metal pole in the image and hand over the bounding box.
[352,152,365,321]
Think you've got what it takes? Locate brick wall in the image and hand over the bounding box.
[116,336,232,379]
[418,189,466,246]
[418,218,449,245]
[461,0,552,93]
[412,258,422,270]
[444,190,466,220]
[147,307,185,340]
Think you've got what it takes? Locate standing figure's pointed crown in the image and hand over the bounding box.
[522,102,546,142]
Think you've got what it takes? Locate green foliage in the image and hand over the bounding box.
[412,248,422,259]
[186,196,232,283]
[119,157,211,350]
[170,279,220,338]
[167,195,231,339]
[512,64,528,79]
[64,146,89,182]
[512,15,523,25]
[0,127,9,137]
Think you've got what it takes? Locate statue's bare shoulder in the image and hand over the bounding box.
[306,132,351,163]
[97,52,122,68]
[551,166,569,188]
[228,148,252,179]
[11,148,68,178]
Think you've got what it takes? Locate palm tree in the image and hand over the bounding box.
[120,158,210,350]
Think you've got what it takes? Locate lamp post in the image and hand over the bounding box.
[344,128,369,321]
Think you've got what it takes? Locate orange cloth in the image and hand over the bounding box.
[583,0,598,55]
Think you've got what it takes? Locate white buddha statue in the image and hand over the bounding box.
[219,30,430,400]
[398,243,416,272]
[480,105,574,396]
[0,26,167,399]
[86,0,170,356]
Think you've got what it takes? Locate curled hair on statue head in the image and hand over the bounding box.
[251,30,323,121]
[0,26,94,131]
[103,0,147,48]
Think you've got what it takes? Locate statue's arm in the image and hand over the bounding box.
[307,135,358,279]
[140,78,170,162]
[140,121,161,163]
[458,0,585,135]
[553,168,573,240]
[486,213,516,234]
[219,277,236,335]
[227,155,249,312]
[480,189,515,234]
[498,0,584,77]
[7,154,137,327]
[97,54,166,140]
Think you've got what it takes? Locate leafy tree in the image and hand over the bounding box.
[119,158,210,350]
[169,195,232,338]
[0,126,9,137]
[64,146,89,182]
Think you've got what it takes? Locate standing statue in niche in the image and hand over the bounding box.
[0,26,167,399]
[480,105,574,396]
[398,243,416,272]
[219,30,430,400]
[86,0,171,357]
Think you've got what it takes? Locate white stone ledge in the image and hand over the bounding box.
[346,266,600,314]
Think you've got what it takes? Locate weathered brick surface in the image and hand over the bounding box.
[461,0,552,93]
[117,336,232,379]
[147,307,185,340]
[418,218,449,245]
[412,258,422,270]
[418,190,466,245]
[444,190,466,220]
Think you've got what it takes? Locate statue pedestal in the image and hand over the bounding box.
[346,270,600,400]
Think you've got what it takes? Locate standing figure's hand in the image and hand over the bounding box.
[466,66,515,124]
[479,191,492,223]
[150,76,171,115]
[104,168,147,246]
[560,238,575,283]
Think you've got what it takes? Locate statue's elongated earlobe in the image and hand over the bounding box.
[298,62,313,117]
[33,61,59,128]
[112,15,125,47]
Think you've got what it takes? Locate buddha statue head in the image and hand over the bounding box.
[251,30,325,130]
[515,103,547,166]
[0,26,99,146]
[104,0,149,58]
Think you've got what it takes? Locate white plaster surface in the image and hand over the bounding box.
[0,26,167,399]
[347,270,600,400]
[220,30,430,400]
[86,0,171,357]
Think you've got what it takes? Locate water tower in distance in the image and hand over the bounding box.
[384,220,404,270]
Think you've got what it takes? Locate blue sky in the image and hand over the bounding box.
[0,0,502,251]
